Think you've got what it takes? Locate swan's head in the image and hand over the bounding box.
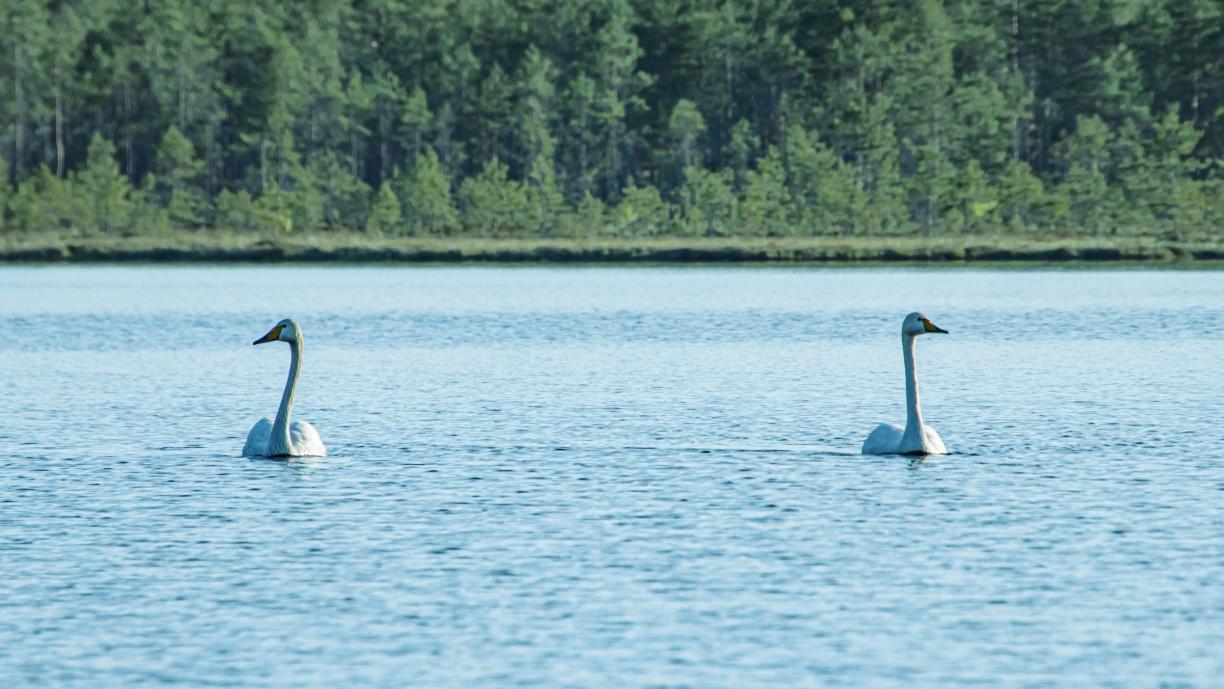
[253,318,301,345]
[903,312,948,337]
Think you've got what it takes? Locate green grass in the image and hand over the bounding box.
[2,230,1223,263]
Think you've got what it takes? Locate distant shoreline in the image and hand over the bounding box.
[3,234,1223,264]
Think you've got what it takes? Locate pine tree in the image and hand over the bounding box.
[399,148,458,235]
[571,191,607,238]
[400,86,432,164]
[591,0,651,201]
[0,0,1222,240]
[910,143,959,234]
[678,164,735,237]
[1054,115,1116,232]
[11,166,75,234]
[11,168,50,234]
[1140,107,1204,229]
[561,75,601,202]
[459,158,531,237]
[215,190,262,232]
[513,47,559,178]
[0,156,11,231]
[996,160,1046,231]
[470,64,513,170]
[74,135,133,235]
[341,71,374,181]
[668,99,707,178]
[739,148,790,236]
[615,182,672,237]
[155,126,208,229]
[723,119,755,192]
[784,125,855,235]
[365,181,402,235]
[526,153,565,236]
[0,0,51,180]
[955,159,997,233]
[689,0,749,147]
[307,151,371,230]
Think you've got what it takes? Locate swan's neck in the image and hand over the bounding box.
[902,333,924,436]
[269,337,302,454]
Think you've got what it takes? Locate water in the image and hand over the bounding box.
[0,265,1221,688]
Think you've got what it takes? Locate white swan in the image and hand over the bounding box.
[242,318,327,458]
[862,312,949,455]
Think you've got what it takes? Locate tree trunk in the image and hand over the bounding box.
[350,114,360,178]
[378,97,389,183]
[14,43,25,177]
[124,84,135,177]
[55,76,65,177]
[178,53,189,132]
[606,124,617,199]
[1011,0,1023,161]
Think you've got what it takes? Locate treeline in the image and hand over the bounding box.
[2,0,1224,239]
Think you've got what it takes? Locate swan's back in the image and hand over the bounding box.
[862,422,947,455]
[242,418,326,457]
[243,418,273,457]
[862,423,903,455]
[918,425,947,455]
[290,421,327,457]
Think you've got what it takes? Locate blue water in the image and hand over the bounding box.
[0,266,1221,688]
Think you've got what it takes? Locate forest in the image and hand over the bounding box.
[2,0,1223,243]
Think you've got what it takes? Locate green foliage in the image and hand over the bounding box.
[308,153,371,229]
[155,126,209,229]
[723,119,755,192]
[996,160,1047,232]
[459,158,532,237]
[739,149,791,236]
[525,153,565,234]
[571,192,607,237]
[668,99,706,172]
[254,187,296,234]
[0,157,11,231]
[398,148,458,236]
[215,190,263,232]
[678,164,735,237]
[909,143,960,234]
[12,166,75,234]
[365,181,401,236]
[614,182,671,237]
[74,135,133,235]
[1054,115,1118,232]
[515,48,559,175]
[784,125,858,236]
[2,0,1222,240]
[400,86,431,163]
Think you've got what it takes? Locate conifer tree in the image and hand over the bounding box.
[156,126,208,229]
[366,181,402,235]
[75,135,133,235]
[399,148,458,235]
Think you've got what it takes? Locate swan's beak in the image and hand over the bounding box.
[253,324,283,345]
[922,319,948,334]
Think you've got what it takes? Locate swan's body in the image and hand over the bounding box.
[243,319,327,458]
[862,421,946,456]
[862,312,948,456]
[243,417,326,458]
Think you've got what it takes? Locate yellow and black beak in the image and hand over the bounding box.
[253,324,284,345]
[922,318,949,334]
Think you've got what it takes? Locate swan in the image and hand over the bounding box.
[242,318,327,458]
[862,312,949,455]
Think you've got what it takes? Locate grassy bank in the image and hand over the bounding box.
[3,232,1224,264]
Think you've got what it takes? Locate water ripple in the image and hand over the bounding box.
[0,266,1221,688]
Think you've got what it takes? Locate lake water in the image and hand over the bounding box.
[0,265,1221,688]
